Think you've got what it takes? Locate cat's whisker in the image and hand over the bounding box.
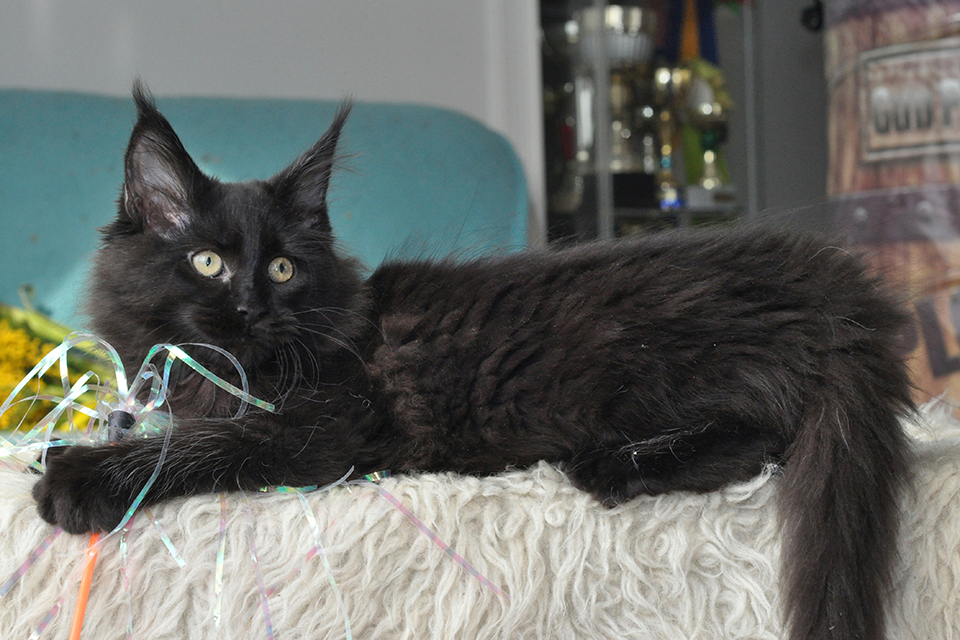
[137,320,180,345]
[283,342,317,395]
[320,323,367,356]
[294,305,386,339]
[293,340,322,383]
[272,345,302,399]
[303,311,376,359]
[296,326,364,364]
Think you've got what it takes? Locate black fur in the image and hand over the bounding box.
[33,84,915,640]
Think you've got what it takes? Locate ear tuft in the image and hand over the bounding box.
[271,101,352,229]
[121,80,208,236]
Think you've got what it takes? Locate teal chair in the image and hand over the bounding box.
[0,90,528,326]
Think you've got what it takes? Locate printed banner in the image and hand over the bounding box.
[827,0,960,402]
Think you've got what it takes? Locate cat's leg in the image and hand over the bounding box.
[564,425,784,506]
[32,413,365,533]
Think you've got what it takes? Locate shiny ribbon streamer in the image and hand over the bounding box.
[0,335,277,639]
[3,335,511,639]
[112,346,275,535]
[99,342,276,535]
[1,333,128,455]
[0,333,125,423]
[360,474,510,601]
[26,537,109,640]
[241,499,275,640]
[108,426,175,537]
[214,493,228,629]
[119,517,136,640]
[242,470,356,633]
[167,344,275,414]
[295,489,352,640]
[28,596,64,640]
[0,335,274,459]
[1,335,277,466]
[141,507,185,568]
[132,342,275,419]
[0,526,62,598]
[248,471,510,613]
[241,492,354,640]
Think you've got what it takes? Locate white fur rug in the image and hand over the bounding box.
[2,405,960,639]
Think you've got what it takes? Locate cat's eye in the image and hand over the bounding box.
[268,257,295,283]
[191,250,224,277]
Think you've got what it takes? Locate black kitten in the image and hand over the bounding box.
[33,84,914,640]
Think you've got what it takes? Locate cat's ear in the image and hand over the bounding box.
[120,81,208,236]
[271,101,352,230]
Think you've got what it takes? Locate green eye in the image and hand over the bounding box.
[191,250,224,277]
[268,257,294,283]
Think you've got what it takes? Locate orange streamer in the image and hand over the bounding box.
[68,532,100,640]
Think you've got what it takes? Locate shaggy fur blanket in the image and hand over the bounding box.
[1,405,960,639]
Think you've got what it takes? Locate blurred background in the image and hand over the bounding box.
[0,0,829,244]
[4,0,960,401]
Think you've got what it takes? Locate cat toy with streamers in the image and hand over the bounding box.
[0,332,275,639]
[1,330,508,640]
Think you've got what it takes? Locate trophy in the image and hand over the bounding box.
[684,61,730,189]
[652,65,691,210]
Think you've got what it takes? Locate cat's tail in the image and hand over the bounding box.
[779,357,912,640]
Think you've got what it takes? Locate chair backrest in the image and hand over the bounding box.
[0,90,528,326]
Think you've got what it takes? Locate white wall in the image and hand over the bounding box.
[1,0,546,243]
[753,0,828,227]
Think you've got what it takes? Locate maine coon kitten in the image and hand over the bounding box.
[32,85,914,640]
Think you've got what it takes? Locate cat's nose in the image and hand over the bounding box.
[236,303,266,324]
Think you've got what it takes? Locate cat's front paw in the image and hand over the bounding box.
[32,446,129,534]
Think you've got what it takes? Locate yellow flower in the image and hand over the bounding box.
[0,319,47,429]
[0,319,95,432]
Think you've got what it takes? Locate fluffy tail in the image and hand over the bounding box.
[780,364,912,640]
